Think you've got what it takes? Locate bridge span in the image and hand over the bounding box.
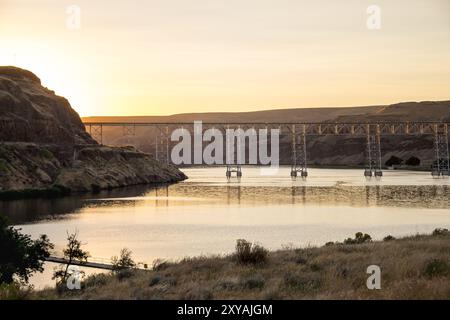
[83,121,450,178]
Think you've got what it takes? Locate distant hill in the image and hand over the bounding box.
[82,100,450,124]
[82,101,450,168]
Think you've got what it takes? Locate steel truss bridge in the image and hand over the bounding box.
[83,121,450,178]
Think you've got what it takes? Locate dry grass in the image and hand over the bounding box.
[34,232,450,300]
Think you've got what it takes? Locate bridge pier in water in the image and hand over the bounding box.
[364,125,383,178]
[432,124,450,177]
[226,165,242,179]
[290,124,308,179]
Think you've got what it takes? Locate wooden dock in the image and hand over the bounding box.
[46,256,115,270]
[45,256,149,271]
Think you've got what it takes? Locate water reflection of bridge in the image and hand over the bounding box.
[149,184,450,209]
[83,121,450,178]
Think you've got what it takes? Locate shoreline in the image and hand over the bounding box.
[30,230,450,300]
[0,165,440,201]
[0,180,185,201]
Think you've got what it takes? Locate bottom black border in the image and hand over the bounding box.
[2,300,448,319]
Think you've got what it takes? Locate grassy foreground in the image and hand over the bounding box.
[34,231,450,300]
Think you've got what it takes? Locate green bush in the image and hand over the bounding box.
[111,248,136,272]
[343,232,372,245]
[152,259,170,271]
[149,275,162,287]
[235,239,268,265]
[383,235,396,241]
[0,216,54,284]
[241,274,265,289]
[432,228,449,236]
[284,273,321,291]
[0,159,8,172]
[385,156,403,167]
[39,148,54,159]
[182,287,213,300]
[405,156,420,166]
[117,269,134,281]
[0,282,31,300]
[423,259,449,278]
[83,273,109,288]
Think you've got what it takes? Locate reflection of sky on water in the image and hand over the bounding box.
[2,167,450,290]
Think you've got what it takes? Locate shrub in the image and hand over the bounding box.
[264,289,282,300]
[241,274,265,289]
[52,232,89,285]
[423,259,449,278]
[111,248,136,272]
[284,273,321,291]
[0,216,53,284]
[235,239,268,265]
[182,287,213,300]
[117,269,134,281]
[385,156,403,167]
[83,273,109,288]
[405,156,420,166]
[215,279,238,291]
[0,159,8,172]
[152,259,169,271]
[432,228,449,236]
[0,282,31,300]
[39,148,54,159]
[310,262,322,271]
[343,232,372,245]
[383,235,396,241]
[149,275,161,287]
[295,256,307,264]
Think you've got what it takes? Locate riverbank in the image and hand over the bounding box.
[33,230,450,300]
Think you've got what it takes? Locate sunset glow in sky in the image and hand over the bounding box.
[1,0,449,116]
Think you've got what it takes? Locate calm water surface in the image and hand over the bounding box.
[2,167,450,289]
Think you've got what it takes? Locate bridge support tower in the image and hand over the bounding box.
[432,124,450,177]
[155,126,170,164]
[364,125,383,178]
[226,165,242,179]
[290,124,308,179]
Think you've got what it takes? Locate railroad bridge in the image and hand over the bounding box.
[83,121,450,178]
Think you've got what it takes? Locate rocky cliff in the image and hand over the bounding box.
[0,66,186,195]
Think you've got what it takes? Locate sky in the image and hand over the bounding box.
[0,0,449,117]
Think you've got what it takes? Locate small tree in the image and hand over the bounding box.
[235,239,268,265]
[344,232,372,245]
[405,156,420,166]
[0,216,54,284]
[385,155,403,167]
[111,248,136,271]
[53,231,89,284]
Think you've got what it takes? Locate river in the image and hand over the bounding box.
[2,167,450,289]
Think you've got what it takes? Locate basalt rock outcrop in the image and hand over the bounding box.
[0,66,186,194]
